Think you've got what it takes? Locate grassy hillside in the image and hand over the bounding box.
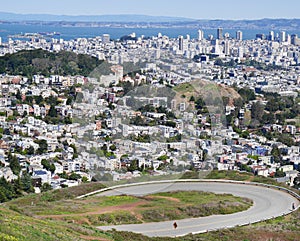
[9,190,250,226]
[173,81,240,113]
[0,175,299,241]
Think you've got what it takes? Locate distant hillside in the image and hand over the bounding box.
[0,49,103,77]
[0,12,194,22]
[0,12,300,30]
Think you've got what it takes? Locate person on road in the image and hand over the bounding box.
[292,203,295,210]
[173,222,178,229]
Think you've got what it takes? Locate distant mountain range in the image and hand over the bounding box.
[0,12,300,30]
[0,12,194,23]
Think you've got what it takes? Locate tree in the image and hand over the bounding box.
[262,113,275,124]
[234,98,244,110]
[48,105,57,117]
[277,134,295,147]
[41,183,52,192]
[66,96,73,105]
[81,176,89,183]
[41,159,50,170]
[20,173,34,193]
[59,171,69,179]
[275,169,285,178]
[69,172,81,181]
[36,139,48,154]
[238,88,255,102]
[109,144,117,151]
[8,153,21,176]
[251,102,264,122]
[16,90,22,100]
[34,95,44,105]
[189,96,195,102]
[128,159,139,172]
[49,164,56,174]
[27,146,35,155]
[271,145,281,163]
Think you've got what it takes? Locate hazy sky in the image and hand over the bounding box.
[2,0,300,19]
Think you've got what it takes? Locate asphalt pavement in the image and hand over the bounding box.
[97,182,299,237]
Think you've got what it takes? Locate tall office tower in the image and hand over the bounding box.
[217,28,223,40]
[186,34,190,41]
[102,34,110,44]
[236,31,243,41]
[178,35,184,51]
[214,39,221,54]
[224,40,230,55]
[238,47,244,58]
[0,37,2,45]
[286,34,291,44]
[291,34,298,45]
[269,31,274,41]
[198,30,204,41]
[155,48,161,59]
[280,31,286,42]
[256,33,265,40]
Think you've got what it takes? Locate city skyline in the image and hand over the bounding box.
[1,0,300,20]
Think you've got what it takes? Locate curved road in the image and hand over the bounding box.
[97,182,299,237]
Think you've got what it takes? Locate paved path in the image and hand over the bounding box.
[97,182,299,237]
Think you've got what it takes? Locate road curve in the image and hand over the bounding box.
[97,181,299,237]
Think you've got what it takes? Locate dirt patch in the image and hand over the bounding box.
[148,195,180,203]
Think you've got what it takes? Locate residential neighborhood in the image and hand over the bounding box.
[0,28,299,199]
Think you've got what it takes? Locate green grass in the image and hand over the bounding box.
[87,211,141,226]
[7,190,252,227]
[7,182,106,207]
[0,207,112,241]
[138,191,252,222]
[97,195,140,207]
[1,172,298,241]
[103,173,184,187]
[205,170,253,181]
[7,194,141,216]
[173,83,195,93]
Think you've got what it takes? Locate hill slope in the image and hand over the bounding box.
[0,49,104,77]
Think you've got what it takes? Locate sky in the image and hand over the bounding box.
[1,0,300,20]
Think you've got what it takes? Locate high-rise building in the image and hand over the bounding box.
[291,34,299,45]
[280,31,286,42]
[238,47,244,58]
[178,35,184,51]
[224,40,230,55]
[102,34,110,44]
[286,34,291,44]
[197,30,204,41]
[236,31,243,41]
[178,35,188,52]
[217,28,223,40]
[0,37,2,45]
[256,33,265,40]
[269,31,274,41]
[214,39,221,54]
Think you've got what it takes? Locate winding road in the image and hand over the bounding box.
[96,181,299,237]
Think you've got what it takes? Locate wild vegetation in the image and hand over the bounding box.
[0,49,104,77]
